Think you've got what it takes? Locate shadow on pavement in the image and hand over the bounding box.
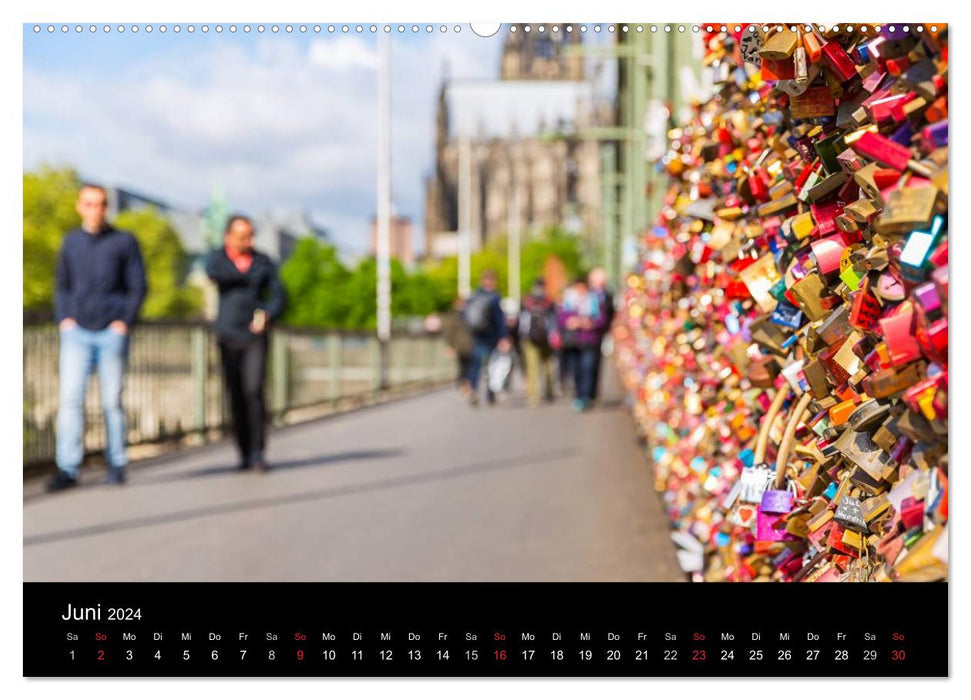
[137,449,406,485]
[22,449,407,503]
[24,446,577,548]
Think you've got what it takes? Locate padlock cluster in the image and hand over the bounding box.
[614,24,948,582]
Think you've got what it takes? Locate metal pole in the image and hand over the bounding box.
[648,30,672,248]
[271,333,289,425]
[601,144,618,290]
[508,142,521,305]
[328,332,342,407]
[191,326,207,436]
[376,33,392,390]
[458,130,472,298]
[628,30,648,272]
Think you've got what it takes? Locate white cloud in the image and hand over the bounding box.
[309,37,378,71]
[23,33,502,255]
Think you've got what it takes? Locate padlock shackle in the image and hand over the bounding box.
[774,392,814,489]
[753,386,790,465]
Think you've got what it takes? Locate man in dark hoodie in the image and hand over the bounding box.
[206,215,287,472]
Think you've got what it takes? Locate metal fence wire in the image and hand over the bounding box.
[23,321,455,467]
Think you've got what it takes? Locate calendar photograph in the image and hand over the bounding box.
[20,16,950,679]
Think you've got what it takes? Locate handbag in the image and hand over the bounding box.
[488,350,513,394]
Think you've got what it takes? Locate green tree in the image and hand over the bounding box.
[279,237,351,327]
[23,167,82,310]
[344,258,378,329]
[519,225,587,296]
[23,167,202,319]
[394,269,440,317]
[418,224,588,305]
[423,256,461,310]
[113,207,202,318]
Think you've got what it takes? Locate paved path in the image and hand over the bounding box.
[24,367,682,582]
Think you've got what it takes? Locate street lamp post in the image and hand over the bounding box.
[376,33,392,390]
[458,130,472,298]
[508,139,521,306]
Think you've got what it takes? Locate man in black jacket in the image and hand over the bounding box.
[206,215,286,472]
[49,184,147,491]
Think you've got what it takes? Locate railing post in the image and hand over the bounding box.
[371,335,383,394]
[271,332,289,425]
[329,332,341,407]
[191,326,208,436]
[422,335,431,386]
[435,335,446,380]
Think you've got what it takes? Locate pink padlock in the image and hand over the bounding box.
[756,509,798,542]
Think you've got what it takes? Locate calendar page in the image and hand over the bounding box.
[20,7,950,683]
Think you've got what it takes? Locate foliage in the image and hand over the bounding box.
[278,237,352,327]
[24,168,590,330]
[23,167,82,310]
[24,167,201,318]
[277,224,589,330]
[113,208,202,318]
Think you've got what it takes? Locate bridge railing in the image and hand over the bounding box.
[23,321,455,468]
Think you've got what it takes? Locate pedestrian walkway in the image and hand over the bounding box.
[23,367,683,582]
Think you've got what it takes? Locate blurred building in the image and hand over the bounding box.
[105,185,329,318]
[105,185,329,263]
[369,215,415,266]
[424,24,606,259]
[500,25,583,80]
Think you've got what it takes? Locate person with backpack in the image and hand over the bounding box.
[556,277,606,412]
[518,279,556,408]
[463,269,509,406]
[441,296,475,398]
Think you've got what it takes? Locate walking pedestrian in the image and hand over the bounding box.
[518,279,556,407]
[557,277,606,412]
[556,285,577,397]
[587,266,615,401]
[205,215,287,472]
[463,269,510,406]
[48,184,147,491]
[442,296,474,398]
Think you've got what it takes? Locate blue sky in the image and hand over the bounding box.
[23,25,505,256]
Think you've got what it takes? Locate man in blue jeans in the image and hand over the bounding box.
[48,184,147,492]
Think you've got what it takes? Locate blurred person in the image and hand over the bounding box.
[206,215,286,472]
[463,269,510,406]
[422,312,442,334]
[504,299,523,386]
[48,184,147,492]
[557,277,606,412]
[556,285,577,397]
[587,266,616,400]
[518,279,556,407]
[441,297,474,397]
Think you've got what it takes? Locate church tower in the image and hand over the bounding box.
[500,24,583,81]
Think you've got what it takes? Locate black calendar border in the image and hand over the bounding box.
[24,582,949,678]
